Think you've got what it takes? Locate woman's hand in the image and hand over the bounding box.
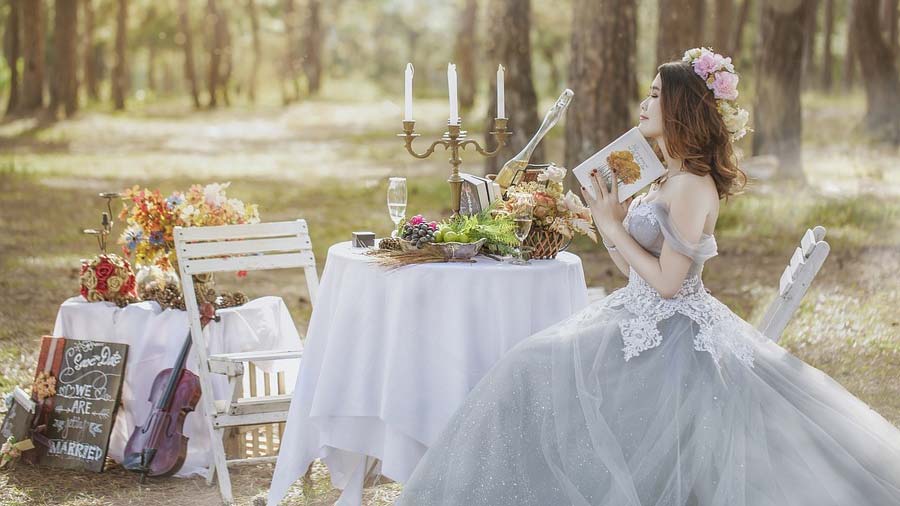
[580,170,633,237]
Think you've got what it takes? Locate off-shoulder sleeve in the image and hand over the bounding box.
[648,203,718,263]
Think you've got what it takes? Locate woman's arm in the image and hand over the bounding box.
[601,233,632,277]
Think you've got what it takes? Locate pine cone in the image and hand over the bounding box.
[379,237,402,251]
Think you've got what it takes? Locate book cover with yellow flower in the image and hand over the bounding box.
[573,127,667,203]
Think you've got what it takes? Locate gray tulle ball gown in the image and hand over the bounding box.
[395,197,900,506]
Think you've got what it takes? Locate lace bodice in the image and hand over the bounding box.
[622,197,718,276]
[603,197,756,369]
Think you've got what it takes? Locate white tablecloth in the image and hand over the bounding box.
[268,241,588,505]
[52,295,303,478]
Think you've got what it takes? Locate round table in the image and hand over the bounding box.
[52,295,302,478]
[268,241,588,506]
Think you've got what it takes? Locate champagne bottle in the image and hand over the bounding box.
[494,89,574,191]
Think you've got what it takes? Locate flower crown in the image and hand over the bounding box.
[682,47,751,142]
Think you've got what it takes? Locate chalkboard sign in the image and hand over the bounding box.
[40,339,128,472]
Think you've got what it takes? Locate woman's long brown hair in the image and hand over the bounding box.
[658,60,748,201]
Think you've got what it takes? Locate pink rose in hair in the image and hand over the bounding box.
[692,50,719,80]
[711,71,739,100]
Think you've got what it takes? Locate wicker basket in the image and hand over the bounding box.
[523,224,571,259]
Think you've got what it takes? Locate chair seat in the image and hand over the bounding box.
[208,349,302,376]
[212,394,292,428]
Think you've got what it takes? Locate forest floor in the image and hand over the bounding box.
[0,92,898,505]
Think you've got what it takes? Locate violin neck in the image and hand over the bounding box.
[156,329,193,410]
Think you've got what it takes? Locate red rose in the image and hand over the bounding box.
[80,285,88,299]
[122,276,136,295]
[96,278,108,293]
[94,258,116,281]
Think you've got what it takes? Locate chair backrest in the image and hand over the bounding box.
[173,219,318,417]
[756,225,830,342]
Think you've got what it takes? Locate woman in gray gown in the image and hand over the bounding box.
[394,49,900,506]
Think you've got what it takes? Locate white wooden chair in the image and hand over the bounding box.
[174,219,318,505]
[756,226,830,342]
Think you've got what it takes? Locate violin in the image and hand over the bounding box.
[122,302,217,481]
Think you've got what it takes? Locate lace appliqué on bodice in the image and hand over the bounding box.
[605,269,755,369]
[602,198,754,369]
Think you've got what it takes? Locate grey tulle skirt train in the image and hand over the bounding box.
[396,268,900,506]
[394,264,900,505]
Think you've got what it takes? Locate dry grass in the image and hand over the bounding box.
[1,94,898,505]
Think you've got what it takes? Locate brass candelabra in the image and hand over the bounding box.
[398,117,512,214]
[82,192,121,253]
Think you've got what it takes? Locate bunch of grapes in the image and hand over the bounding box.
[401,222,436,248]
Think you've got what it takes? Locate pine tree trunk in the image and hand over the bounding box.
[111,0,127,110]
[177,0,201,109]
[206,0,221,108]
[454,0,478,111]
[714,0,734,54]
[801,0,818,88]
[625,0,639,99]
[4,0,20,115]
[246,0,261,103]
[656,0,705,65]
[883,0,898,54]
[20,0,44,114]
[82,0,99,101]
[752,0,810,181]
[843,0,857,89]
[853,0,900,142]
[821,0,834,91]
[732,0,752,60]
[564,0,637,191]
[302,0,322,95]
[483,0,541,176]
[220,9,232,106]
[145,7,157,93]
[282,0,300,104]
[50,0,78,118]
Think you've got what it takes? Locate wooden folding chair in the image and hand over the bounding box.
[756,225,830,342]
[174,219,318,504]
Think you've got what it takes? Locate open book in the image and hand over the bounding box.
[572,127,667,203]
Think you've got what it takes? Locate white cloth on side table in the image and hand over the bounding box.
[267,241,589,505]
[52,295,303,478]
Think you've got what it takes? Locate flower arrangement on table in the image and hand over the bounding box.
[501,163,598,258]
[369,163,596,267]
[118,182,259,271]
[116,182,259,308]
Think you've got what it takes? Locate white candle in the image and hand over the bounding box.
[448,63,459,126]
[404,63,414,121]
[497,64,505,119]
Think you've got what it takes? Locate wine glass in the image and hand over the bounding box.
[509,194,534,265]
[387,177,407,237]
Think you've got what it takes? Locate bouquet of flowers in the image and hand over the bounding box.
[501,163,598,243]
[118,182,260,271]
[79,253,139,307]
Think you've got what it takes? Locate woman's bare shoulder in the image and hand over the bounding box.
[668,173,717,201]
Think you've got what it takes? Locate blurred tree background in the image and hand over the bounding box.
[2,0,897,168]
